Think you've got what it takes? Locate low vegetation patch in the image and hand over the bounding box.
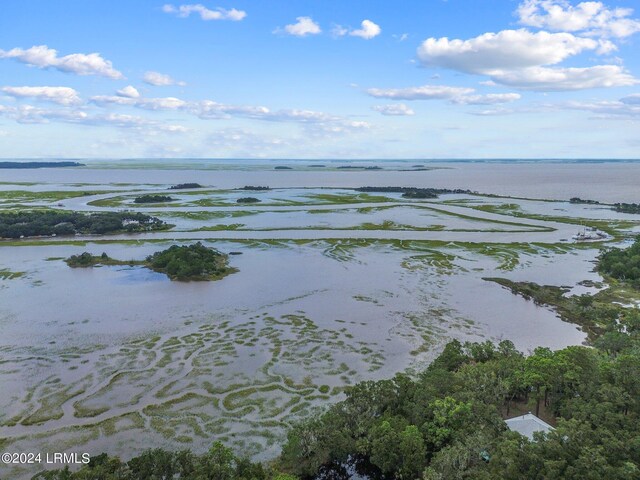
[65,252,144,268]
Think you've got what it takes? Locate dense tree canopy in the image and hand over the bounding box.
[598,236,640,286]
[613,203,640,214]
[146,242,235,281]
[170,183,203,189]
[237,197,261,204]
[0,211,167,238]
[133,195,174,203]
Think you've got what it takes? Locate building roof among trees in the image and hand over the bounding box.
[505,413,554,441]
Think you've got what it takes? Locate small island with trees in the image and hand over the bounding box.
[237,197,261,204]
[133,194,175,204]
[569,197,601,204]
[65,242,237,281]
[241,185,270,191]
[169,183,203,189]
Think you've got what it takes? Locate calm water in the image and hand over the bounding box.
[1,159,637,478]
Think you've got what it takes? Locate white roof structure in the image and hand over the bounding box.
[505,413,554,441]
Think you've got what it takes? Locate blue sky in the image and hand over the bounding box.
[0,0,639,158]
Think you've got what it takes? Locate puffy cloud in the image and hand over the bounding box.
[116,85,140,98]
[276,16,322,37]
[162,4,246,21]
[490,65,638,90]
[416,29,637,91]
[143,71,186,86]
[1,86,81,105]
[517,0,640,38]
[334,20,381,39]
[351,20,381,39]
[417,29,598,73]
[0,45,123,79]
[372,104,415,116]
[367,85,475,100]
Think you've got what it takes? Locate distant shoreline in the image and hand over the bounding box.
[0,161,85,169]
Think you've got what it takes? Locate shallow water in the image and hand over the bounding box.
[1,160,638,478]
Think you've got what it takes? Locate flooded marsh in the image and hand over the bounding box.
[2,160,640,478]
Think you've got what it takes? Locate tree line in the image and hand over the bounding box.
[0,211,167,238]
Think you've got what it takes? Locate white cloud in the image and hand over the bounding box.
[517,0,640,38]
[350,20,382,39]
[276,16,322,37]
[143,71,186,86]
[208,128,290,155]
[195,100,270,119]
[367,84,522,105]
[91,95,188,110]
[417,29,598,73]
[333,19,381,39]
[0,45,123,79]
[162,4,246,21]
[331,24,349,37]
[561,98,640,117]
[372,104,415,116]
[490,65,638,90]
[116,85,140,98]
[451,93,522,105]
[88,91,367,136]
[1,86,81,105]
[0,104,90,124]
[393,33,409,41]
[367,85,475,100]
[0,103,188,134]
[416,28,637,91]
